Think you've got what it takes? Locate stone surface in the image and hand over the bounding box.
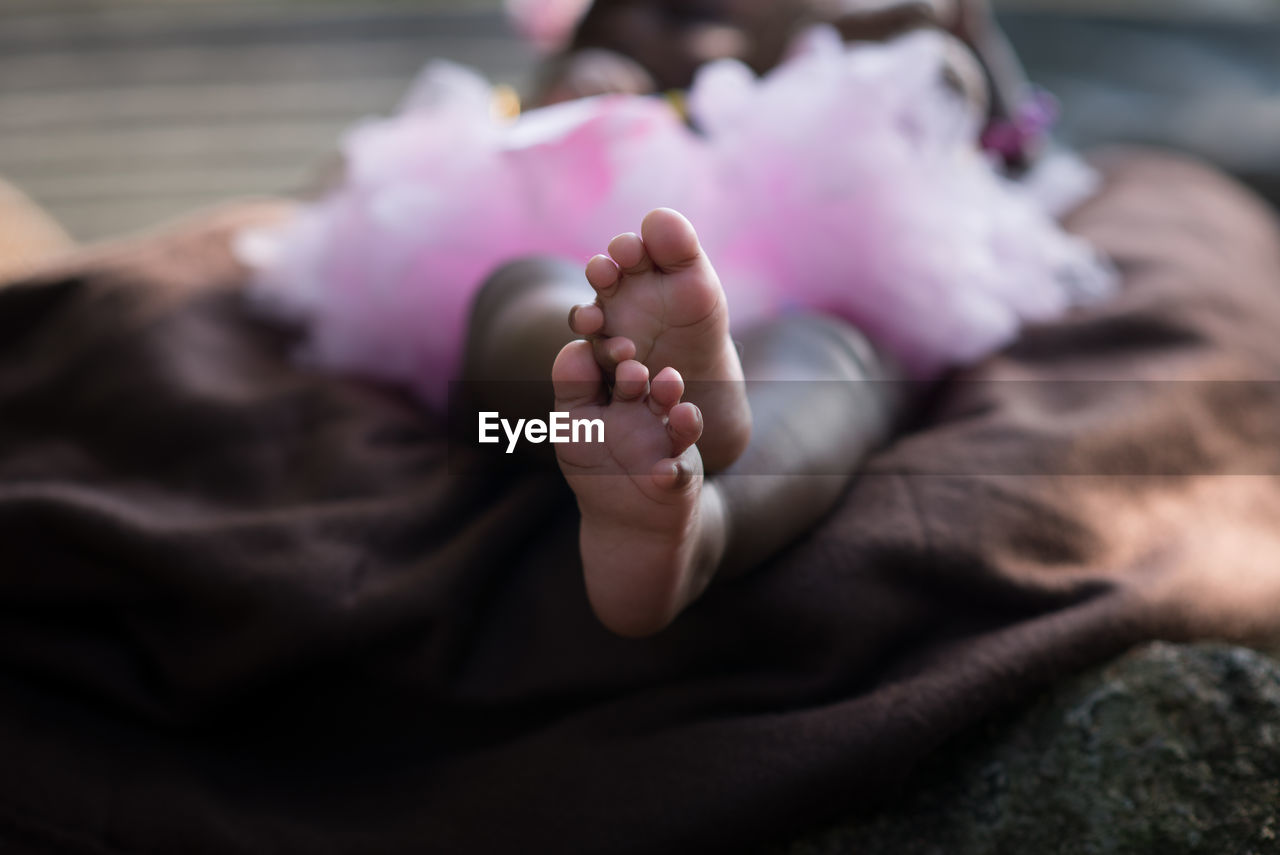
[789,643,1280,855]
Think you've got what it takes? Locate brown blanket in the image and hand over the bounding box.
[2,151,1280,854]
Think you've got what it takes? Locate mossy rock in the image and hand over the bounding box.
[790,643,1280,855]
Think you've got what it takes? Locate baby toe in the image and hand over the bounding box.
[666,402,704,456]
[569,303,605,336]
[612,359,650,402]
[651,451,701,491]
[647,366,686,414]
[585,255,621,292]
[640,208,703,272]
[593,336,637,372]
[608,232,651,274]
[552,340,606,409]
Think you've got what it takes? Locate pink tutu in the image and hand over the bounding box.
[239,28,1114,410]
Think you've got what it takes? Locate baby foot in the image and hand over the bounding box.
[569,208,751,472]
[552,341,725,638]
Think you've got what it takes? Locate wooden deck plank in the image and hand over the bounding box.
[0,2,533,241]
[0,78,412,131]
[43,196,294,244]
[0,37,530,93]
[0,120,360,170]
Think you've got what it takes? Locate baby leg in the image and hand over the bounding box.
[713,314,904,581]
[553,310,904,637]
[462,256,591,438]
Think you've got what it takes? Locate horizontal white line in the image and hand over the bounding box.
[0,38,534,95]
[14,164,310,202]
[0,77,411,129]
[0,1,506,35]
[0,119,353,170]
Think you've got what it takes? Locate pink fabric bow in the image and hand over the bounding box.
[981,88,1060,163]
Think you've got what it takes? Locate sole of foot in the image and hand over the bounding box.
[552,339,725,638]
[569,208,752,473]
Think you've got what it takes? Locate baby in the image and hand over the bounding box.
[247,0,1098,638]
[461,0,1044,637]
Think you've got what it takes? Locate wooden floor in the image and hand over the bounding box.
[0,1,534,242]
[2,1,1277,243]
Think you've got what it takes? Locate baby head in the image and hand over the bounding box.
[567,0,807,91]
[535,0,986,109]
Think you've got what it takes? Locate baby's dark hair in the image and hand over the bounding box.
[566,0,804,90]
[566,1,968,87]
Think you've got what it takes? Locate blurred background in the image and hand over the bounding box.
[1,0,1278,243]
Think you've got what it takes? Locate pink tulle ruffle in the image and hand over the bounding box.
[240,29,1113,410]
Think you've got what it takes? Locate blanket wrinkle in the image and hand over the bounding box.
[5,150,1280,853]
